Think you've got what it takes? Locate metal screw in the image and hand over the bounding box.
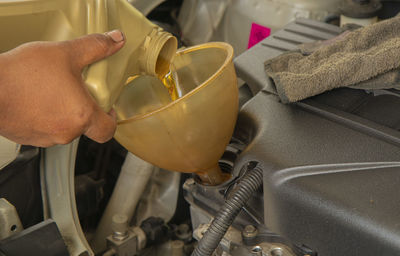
[171,240,184,256]
[176,223,192,241]
[242,225,258,238]
[178,223,190,234]
[270,247,283,256]
[186,178,195,185]
[251,246,263,256]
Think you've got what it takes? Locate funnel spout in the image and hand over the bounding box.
[196,164,230,186]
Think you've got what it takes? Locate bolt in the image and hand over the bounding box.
[178,224,189,234]
[242,225,258,238]
[251,246,263,256]
[186,178,195,185]
[176,223,192,241]
[111,214,129,241]
[171,240,184,249]
[270,247,283,256]
[171,240,184,256]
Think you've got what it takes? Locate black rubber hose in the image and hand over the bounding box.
[192,167,263,256]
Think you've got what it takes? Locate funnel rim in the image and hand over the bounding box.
[116,41,234,124]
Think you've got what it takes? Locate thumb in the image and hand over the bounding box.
[68,30,125,68]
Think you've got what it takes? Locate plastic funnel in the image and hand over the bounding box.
[114,42,238,185]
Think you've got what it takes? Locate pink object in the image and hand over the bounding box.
[247,23,271,49]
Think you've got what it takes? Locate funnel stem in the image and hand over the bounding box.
[196,164,226,185]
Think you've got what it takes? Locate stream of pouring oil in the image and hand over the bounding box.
[160,69,180,101]
[160,69,230,185]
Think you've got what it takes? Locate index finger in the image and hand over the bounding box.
[84,105,117,143]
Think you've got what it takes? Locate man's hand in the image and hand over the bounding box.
[0,30,125,147]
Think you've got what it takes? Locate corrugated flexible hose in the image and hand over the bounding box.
[191,167,263,256]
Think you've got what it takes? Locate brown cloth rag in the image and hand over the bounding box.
[264,16,400,103]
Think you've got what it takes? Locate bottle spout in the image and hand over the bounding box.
[139,28,178,78]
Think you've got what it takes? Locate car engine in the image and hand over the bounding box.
[0,1,399,256]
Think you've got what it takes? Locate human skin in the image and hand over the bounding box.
[0,30,125,147]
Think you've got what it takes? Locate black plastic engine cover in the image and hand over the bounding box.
[233,91,400,256]
[0,219,69,256]
[263,162,400,256]
[234,19,400,256]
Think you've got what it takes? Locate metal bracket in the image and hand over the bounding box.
[0,198,23,240]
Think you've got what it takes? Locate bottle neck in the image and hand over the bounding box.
[139,28,177,78]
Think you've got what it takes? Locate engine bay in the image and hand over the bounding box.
[0,1,400,256]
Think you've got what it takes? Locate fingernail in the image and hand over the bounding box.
[105,30,124,43]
